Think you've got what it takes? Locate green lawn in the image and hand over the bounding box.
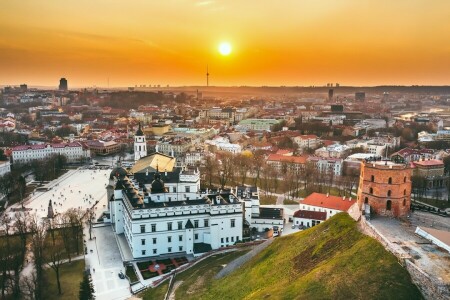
[43,259,85,300]
[413,197,450,209]
[139,280,169,300]
[126,265,139,283]
[139,250,249,300]
[283,199,298,205]
[184,214,422,300]
[260,194,277,205]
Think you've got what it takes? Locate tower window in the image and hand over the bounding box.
[371,175,375,182]
[364,197,368,204]
[388,177,392,184]
[404,189,406,196]
[404,176,406,183]
[387,190,391,197]
[386,200,392,211]
[369,187,373,194]
[403,198,406,206]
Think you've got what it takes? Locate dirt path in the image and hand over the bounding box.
[168,280,183,300]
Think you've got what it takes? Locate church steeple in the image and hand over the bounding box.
[134,122,147,161]
[135,122,144,136]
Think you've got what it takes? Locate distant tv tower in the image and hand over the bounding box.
[206,64,209,87]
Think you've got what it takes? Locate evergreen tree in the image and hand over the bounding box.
[79,273,95,300]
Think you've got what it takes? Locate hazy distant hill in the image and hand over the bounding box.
[185,213,422,300]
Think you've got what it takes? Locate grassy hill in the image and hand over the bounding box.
[177,213,422,300]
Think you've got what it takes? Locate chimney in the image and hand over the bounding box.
[326,193,329,198]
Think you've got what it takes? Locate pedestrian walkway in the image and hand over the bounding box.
[215,238,274,279]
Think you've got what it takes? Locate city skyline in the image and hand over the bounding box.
[1,0,450,88]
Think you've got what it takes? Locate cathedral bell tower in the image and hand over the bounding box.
[134,122,147,161]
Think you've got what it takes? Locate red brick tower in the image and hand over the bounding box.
[357,160,412,218]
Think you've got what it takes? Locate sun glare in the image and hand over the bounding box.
[218,42,232,56]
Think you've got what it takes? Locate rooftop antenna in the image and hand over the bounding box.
[206,64,209,87]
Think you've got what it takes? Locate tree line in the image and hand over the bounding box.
[200,151,359,198]
[0,208,89,299]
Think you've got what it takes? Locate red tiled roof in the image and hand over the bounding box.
[267,154,308,164]
[293,209,327,221]
[413,159,444,167]
[322,140,337,146]
[296,135,318,140]
[12,142,82,151]
[301,192,356,211]
[275,149,294,155]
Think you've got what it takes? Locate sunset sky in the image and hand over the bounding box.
[1,0,449,88]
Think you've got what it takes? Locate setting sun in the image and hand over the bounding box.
[218,42,232,56]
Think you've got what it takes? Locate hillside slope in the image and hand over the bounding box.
[183,213,422,300]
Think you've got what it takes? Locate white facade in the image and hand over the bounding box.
[299,203,344,220]
[184,151,206,166]
[293,215,325,227]
[12,142,90,164]
[0,160,11,176]
[205,137,242,154]
[315,144,350,158]
[110,167,243,259]
[236,186,284,233]
[293,135,319,149]
[307,157,343,176]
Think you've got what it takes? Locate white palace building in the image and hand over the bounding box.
[107,152,244,259]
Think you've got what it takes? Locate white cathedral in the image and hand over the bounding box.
[106,125,244,260]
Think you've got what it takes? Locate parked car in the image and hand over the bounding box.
[118,271,125,279]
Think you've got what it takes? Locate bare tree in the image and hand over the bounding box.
[202,154,218,189]
[29,216,47,300]
[46,238,66,295]
[218,152,234,189]
[235,154,251,186]
[251,150,265,186]
[21,271,38,300]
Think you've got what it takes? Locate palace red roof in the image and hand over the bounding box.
[302,192,356,211]
[293,210,327,221]
[267,154,308,164]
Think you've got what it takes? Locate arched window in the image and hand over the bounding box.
[371,175,375,182]
[388,177,392,184]
[386,200,392,211]
[404,176,407,183]
[369,187,373,194]
[403,198,406,206]
[365,197,368,204]
[404,189,406,196]
[387,190,391,197]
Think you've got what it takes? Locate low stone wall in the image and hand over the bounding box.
[359,217,405,258]
[405,259,450,300]
[359,217,450,300]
